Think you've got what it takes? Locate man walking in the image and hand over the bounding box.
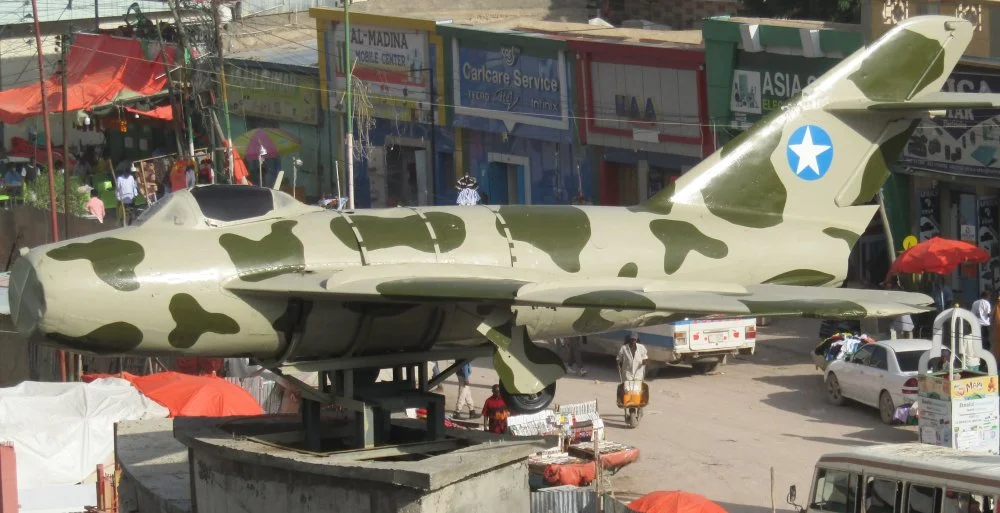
[972,290,992,351]
[617,332,648,381]
[454,361,479,419]
[482,384,509,434]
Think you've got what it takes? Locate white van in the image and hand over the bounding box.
[788,443,1000,513]
[583,317,757,374]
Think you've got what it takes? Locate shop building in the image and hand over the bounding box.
[865,1,1000,304]
[225,40,328,200]
[701,16,894,284]
[439,25,584,205]
[312,9,452,208]
[548,25,711,205]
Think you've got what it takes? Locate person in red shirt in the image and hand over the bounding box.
[482,384,509,434]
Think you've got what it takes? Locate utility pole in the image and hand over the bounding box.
[29,0,59,243]
[59,32,71,240]
[167,0,196,157]
[31,0,65,383]
[93,0,99,32]
[343,0,354,209]
[211,0,234,183]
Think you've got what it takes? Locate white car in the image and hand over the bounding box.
[824,339,931,424]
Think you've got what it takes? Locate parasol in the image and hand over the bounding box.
[628,491,729,513]
[887,236,990,276]
[232,128,301,160]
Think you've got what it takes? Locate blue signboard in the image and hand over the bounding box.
[901,70,1000,178]
[456,45,563,118]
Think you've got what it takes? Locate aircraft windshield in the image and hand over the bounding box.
[189,185,275,222]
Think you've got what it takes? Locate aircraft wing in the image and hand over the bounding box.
[224,264,932,320]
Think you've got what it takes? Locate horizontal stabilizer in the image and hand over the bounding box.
[224,264,933,320]
[826,92,1000,112]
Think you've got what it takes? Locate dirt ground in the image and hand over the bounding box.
[437,317,918,513]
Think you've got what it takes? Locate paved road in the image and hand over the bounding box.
[440,317,917,513]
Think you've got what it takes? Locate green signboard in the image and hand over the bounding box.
[729,52,842,128]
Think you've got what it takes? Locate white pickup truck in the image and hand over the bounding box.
[583,317,758,374]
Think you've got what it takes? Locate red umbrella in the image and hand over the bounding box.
[82,371,263,417]
[628,491,728,513]
[888,237,990,276]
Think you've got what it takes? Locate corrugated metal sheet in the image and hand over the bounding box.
[530,490,639,513]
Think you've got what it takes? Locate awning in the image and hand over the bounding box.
[125,104,174,121]
[0,33,178,124]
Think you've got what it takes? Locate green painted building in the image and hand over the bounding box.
[701,16,910,286]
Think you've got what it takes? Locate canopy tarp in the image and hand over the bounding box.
[0,34,177,124]
[125,104,174,121]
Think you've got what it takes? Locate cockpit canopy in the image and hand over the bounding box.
[134,184,320,228]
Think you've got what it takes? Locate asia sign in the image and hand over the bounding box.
[588,61,699,140]
[729,52,841,128]
[901,70,1000,179]
[227,66,320,125]
[327,22,432,123]
[452,41,569,132]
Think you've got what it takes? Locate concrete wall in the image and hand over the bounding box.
[604,0,741,29]
[190,449,529,513]
[0,205,114,273]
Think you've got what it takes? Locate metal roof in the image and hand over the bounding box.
[818,443,1000,489]
[226,38,318,71]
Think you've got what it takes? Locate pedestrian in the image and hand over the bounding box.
[560,336,588,375]
[185,164,196,188]
[972,290,992,351]
[617,332,648,381]
[454,361,479,419]
[890,314,914,339]
[115,167,138,225]
[86,189,105,223]
[481,384,509,434]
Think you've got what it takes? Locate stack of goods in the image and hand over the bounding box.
[508,410,557,437]
[567,440,641,471]
[823,332,876,362]
[527,447,587,475]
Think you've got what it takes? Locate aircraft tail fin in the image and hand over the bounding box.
[643,16,974,237]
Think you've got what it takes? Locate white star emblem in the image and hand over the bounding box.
[788,127,831,176]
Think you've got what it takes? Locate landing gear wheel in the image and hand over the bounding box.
[879,390,895,425]
[499,381,556,414]
[693,360,720,374]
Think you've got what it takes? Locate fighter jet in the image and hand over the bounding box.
[6,16,996,414]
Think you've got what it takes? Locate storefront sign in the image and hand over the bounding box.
[227,67,320,125]
[452,41,569,131]
[870,1,991,58]
[901,70,1000,178]
[978,197,999,293]
[588,61,699,140]
[917,189,941,241]
[728,53,841,127]
[327,22,432,123]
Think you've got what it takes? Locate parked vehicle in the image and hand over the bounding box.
[585,318,756,375]
[824,338,931,424]
[786,443,1000,513]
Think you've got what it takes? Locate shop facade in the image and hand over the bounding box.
[701,16,890,284]
[314,10,451,208]
[569,38,711,206]
[440,25,585,205]
[224,58,326,199]
[864,1,1000,305]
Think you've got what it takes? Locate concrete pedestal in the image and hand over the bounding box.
[173,416,551,513]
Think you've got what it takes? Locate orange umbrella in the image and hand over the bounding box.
[888,236,990,276]
[629,491,728,513]
[83,371,263,417]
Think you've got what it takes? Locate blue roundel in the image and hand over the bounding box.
[785,125,834,181]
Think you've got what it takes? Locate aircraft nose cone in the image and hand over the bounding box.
[9,255,46,339]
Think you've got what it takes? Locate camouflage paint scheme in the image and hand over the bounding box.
[5,16,992,412]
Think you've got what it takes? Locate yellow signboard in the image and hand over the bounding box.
[902,235,918,250]
[226,66,320,126]
[919,374,999,400]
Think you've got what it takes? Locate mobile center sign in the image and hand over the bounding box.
[326,22,432,123]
